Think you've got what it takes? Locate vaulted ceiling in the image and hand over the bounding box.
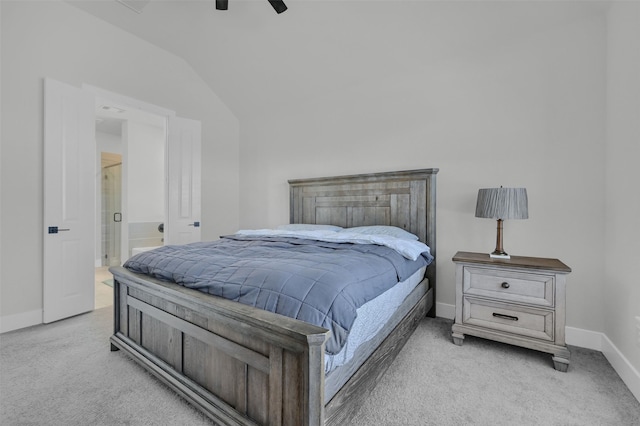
[68,0,608,121]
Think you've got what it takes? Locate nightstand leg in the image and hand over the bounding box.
[452,332,465,346]
[552,356,569,372]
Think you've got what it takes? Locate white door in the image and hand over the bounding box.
[43,78,95,323]
[166,116,202,245]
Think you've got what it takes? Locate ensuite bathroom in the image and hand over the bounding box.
[95,104,167,307]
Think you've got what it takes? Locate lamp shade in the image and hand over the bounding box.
[475,187,528,220]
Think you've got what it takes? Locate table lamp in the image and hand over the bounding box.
[475,187,528,259]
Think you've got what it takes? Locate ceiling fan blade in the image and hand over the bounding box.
[268,0,287,14]
[214,0,286,14]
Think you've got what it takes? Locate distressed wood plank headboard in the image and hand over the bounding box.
[289,168,439,316]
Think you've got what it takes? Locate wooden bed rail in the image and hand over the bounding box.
[110,267,330,425]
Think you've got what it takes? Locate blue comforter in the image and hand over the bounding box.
[124,235,431,354]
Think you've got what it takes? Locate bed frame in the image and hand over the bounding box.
[109,168,438,425]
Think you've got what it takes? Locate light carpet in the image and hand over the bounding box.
[1,307,638,425]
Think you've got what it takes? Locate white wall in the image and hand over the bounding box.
[0,0,240,325]
[238,3,640,394]
[240,10,607,334]
[605,1,640,382]
[125,121,165,223]
[96,131,122,155]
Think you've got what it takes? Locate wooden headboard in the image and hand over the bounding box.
[289,168,438,316]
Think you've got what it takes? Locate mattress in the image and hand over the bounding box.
[324,268,428,403]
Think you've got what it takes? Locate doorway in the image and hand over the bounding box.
[93,100,168,308]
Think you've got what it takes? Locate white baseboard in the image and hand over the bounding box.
[601,333,640,403]
[564,326,639,403]
[436,302,455,320]
[0,309,42,334]
[565,326,603,351]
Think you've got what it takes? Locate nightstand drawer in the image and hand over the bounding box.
[463,266,554,307]
[463,297,554,341]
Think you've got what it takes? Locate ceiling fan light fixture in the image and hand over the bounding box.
[268,0,287,14]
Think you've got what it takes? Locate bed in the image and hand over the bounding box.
[109,168,438,425]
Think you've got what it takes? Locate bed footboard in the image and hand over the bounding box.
[110,267,330,426]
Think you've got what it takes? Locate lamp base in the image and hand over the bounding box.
[490,219,510,259]
[490,252,511,259]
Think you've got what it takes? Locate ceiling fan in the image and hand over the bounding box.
[216,0,287,14]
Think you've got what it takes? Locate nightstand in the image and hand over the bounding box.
[451,251,572,372]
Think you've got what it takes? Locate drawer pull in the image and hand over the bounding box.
[493,312,519,321]
[501,282,510,289]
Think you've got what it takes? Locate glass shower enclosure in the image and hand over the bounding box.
[101,156,122,266]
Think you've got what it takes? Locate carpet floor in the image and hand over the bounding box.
[1,307,638,425]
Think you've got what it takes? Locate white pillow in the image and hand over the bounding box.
[341,225,419,241]
[276,224,343,232]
